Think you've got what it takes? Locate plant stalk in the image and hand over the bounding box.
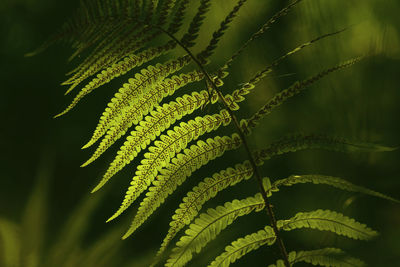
[156,25,291,267]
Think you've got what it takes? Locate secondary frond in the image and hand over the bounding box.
[269,248,365,267]
[166,193,265,267]
[253,133,396,166]
[208,226,276,267]
[197,0,247,64]
[277,209,378,241]
[123,133,242,239]
[267,175,399,203]
[223,29,344,111]
[223,0,303,70]
[241,57,362,133]
[106,110,232,221]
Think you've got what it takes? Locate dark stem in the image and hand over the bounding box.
[156,25,291,267]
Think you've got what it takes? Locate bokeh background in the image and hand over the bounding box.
[1,0,399,266]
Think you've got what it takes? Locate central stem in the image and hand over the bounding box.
[155,25,291,267]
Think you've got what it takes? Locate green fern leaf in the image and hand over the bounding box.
[105,110,232,220]
[65,23,161,88]
[208,226,276,267]
[70,41,177,103]
[197,0,247,64]
[158,160,253,256]
[158,129,394,256]
[268,175,399,203]
[167,0,190,35]
[80,57,194,150]
[65,0,185,80]
[166,193,265,267]
[223,30,344,111]
[269,248,365,267]
[253,133,396,166]
[64,24,156,90]
[242,57,362,132]
[155,0,177,26]
[56,54,191,118]
[26,0,137,58]
[64,17,142,78]
[123,134,242,239]
[223,0,302,70]
[181,0,212,48]
[277,209,378,241]
[81,71,207,167]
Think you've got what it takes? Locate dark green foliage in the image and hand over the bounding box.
[28,0,399,266]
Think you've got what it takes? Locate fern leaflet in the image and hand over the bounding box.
[166,193,265,267]
[106,110,232,221]
[158,160,253,257]
[208,226,276,267]
[123,133,242,239]
[81,72,208,167]
[277,209,378,241]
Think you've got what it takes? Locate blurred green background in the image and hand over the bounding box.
[1,0,399,266]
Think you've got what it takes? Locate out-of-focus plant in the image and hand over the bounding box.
[0,157,154,267]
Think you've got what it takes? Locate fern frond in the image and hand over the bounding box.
[253,133,395,166]
[181,0,212,48]
[277,209,378,241]
[223,30,344,111]
[268,175,400,203]
[105,110,232,220]
[269,248,365,267]
[167,0,190,35]
[63,20,130,76]
[70,40,177,103]
[67,0,190,89]
[166,193,265,267]
[66,0,185,79]
[63,15,161,83]
[26,0,137,58]
[242,57,362,133]
[158,130,394,255]
[144,0,158,23]
[81,70,207,167]
[56,53,191,118]
[223,0,303,70]
[197,0,247,64]
[63,21,153,88]
[158,160,253,256]
[123,133,242,239]
[154,0,176,26]
[209,226,276,267]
